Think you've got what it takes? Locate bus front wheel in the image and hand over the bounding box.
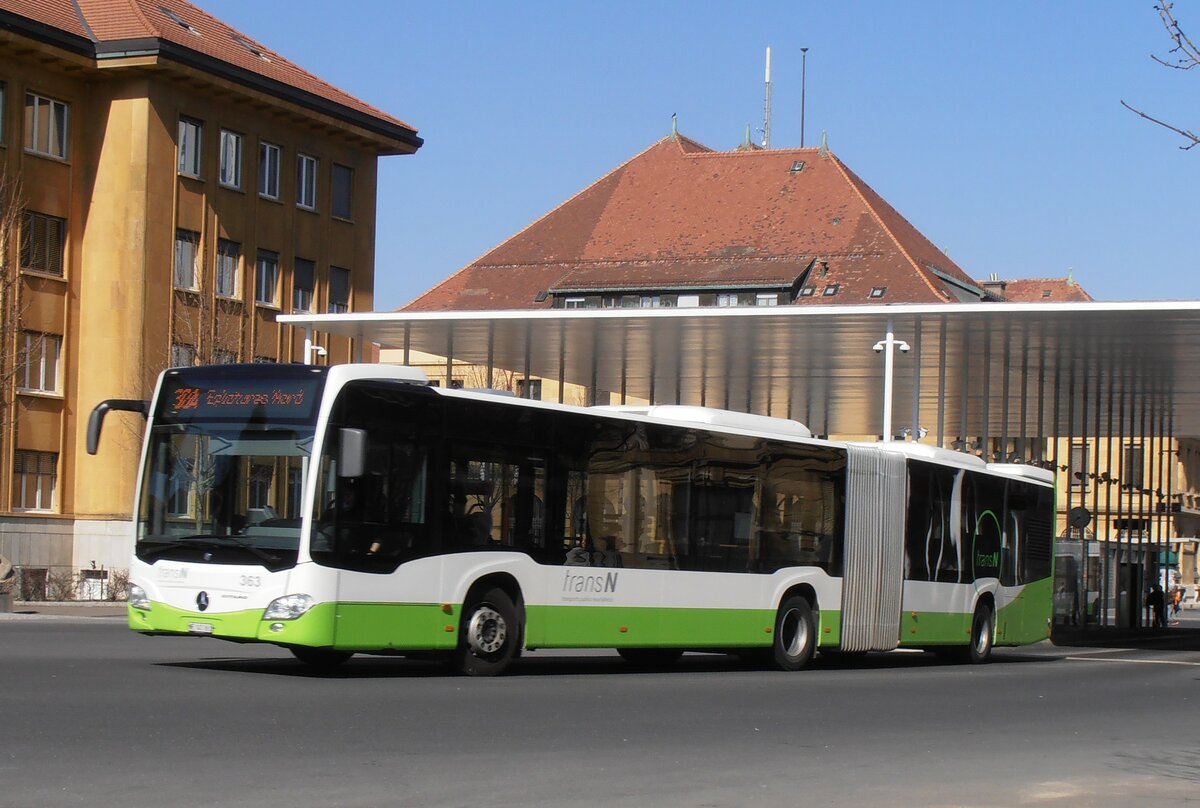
[772,595,816,671]
[455,587,520,676]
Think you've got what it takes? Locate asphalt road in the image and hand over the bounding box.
[2,617,1199,808]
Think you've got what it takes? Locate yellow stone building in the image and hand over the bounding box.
[0,0,420,592]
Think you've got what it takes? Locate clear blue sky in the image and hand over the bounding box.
[200,1,1198,308]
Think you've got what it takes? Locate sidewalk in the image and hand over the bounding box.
[0,601,128,619]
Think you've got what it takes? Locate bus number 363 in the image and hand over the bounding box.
[239,575,261,588]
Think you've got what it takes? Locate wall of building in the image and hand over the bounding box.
[1,39,389,587]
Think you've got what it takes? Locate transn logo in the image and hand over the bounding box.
[173,387,201,411]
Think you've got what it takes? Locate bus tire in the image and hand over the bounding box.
[617,648,683,669]
[771,595,816,671]
[965,603,995,664]
[290,647,354,669]
[455,587,520,676]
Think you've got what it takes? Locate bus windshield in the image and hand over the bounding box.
[133,364,327,570]
[136,422,314,571]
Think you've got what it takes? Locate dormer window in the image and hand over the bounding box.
[160,6,199,35]
[234,34,271,61]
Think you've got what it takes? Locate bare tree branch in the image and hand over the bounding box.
[1151,2,1200,69]
[1126,3,1200,149]
[1121,99,1200,149]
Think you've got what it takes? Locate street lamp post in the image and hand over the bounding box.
[873,319,910,441]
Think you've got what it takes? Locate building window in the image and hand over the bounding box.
[177,117,202,177]
[1124,444,1145,489]
[1070,443,1089,491]
[259,141,281,199]
[12,450,57,512]
[717,293,739,307]
[216,239,241,298]
[18,332,61,393]
[823,284,840,296]
[174,230,200,290]
[219,130,243,188]
[328,265,350,313]
[756,293,778,306]
[256,250,280,306]
[639,295,662,308]
[564,297,585,309]
[171,343,196,368]
[870,286,887,298]
[20,212,66,276]
[517,379,542,400]
[332,163,353,219]
[214,349,238,365]
[296,153,317,210]
[293,258,315,312]
[677,294,700,308]
[24,92,69,159]
[798,286,816,297]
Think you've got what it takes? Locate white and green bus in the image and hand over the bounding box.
[89,362,1055,675]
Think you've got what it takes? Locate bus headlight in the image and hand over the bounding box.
[128,583,151,611]
[263,594,315,620]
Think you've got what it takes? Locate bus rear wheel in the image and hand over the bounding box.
[966,604,995,664]
[290,647,354,669]
[772,595,816,671]
[455,587,520,676]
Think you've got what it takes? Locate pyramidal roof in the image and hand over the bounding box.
[405,134,987,310]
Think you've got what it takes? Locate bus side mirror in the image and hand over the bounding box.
[87,399,149,455]
[338,428,367,478]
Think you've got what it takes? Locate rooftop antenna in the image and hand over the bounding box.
[762,46,772,149]
[800,47,809,148]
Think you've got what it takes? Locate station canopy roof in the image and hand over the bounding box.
[280,301,1200,440]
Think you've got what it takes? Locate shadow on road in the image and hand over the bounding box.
[1051,627,1200,652]
[155,645,1055,679]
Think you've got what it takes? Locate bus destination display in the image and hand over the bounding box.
[158,373,324,422]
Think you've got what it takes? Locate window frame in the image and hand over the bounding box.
[255,249,280,307]
[173,229,201,291]
[218,129,244,189]
[20,211,67,277]
[293,257,315,313]
[12,450,58,512]
[259,141,281,199]
[24,91,70,159]
[296,153,318,210]
[17,332,62,394]
[331,163,353,220]
[328,265,351,313]
[215,239,241,299]
[177,117,203,177]
[170,343,196,368]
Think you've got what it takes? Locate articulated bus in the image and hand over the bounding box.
[89,363,1055,675]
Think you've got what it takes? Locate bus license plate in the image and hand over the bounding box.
[188,622,215,634]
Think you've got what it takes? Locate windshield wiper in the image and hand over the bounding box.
[139,534,281,565]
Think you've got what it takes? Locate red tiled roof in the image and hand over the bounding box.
[405,135,982,311]
[0,0,419,144]
[997,277,1095,302]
